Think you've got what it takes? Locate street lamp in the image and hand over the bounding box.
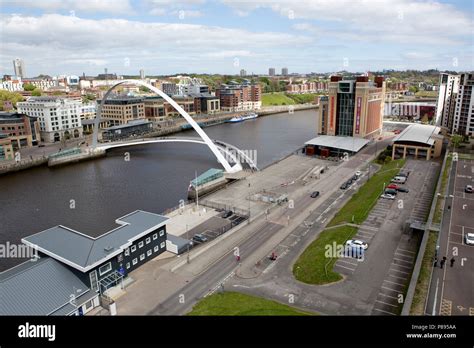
[186,224,190,264]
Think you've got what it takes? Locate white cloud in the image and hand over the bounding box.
[223,0,473,44]
[4,0,133,14]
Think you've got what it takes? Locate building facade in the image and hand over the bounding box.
[282,67,288,76]
[16,97,83,142]
[13,58,26,78]
[452,73,474,136]
[436,73,460,130]
[320,75,385,139]
[216,83,262,112]
[0,111,40,149]
[99,96,145,126]
[269,68,275,76]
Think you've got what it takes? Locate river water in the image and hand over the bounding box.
[0,109,318,270]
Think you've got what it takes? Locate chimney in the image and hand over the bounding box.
[374,76,385,88]
[330,75,342,82]
[356,76,369,83]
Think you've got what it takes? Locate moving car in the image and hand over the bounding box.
[381,193,396,200]
[192,234,208,243]
[345,239,369,250]
[397,186,409,193]
[310,191,320,198]
[465,185,473,194]
[465,233,474,245]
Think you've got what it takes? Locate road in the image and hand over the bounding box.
[426,158,474,316]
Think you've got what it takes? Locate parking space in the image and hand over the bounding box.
[409,162,439,223]
[439,159,474,316]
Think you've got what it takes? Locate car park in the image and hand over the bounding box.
[465,185,473,194]
[310,191,320,198]
[192,234,208,243]
[465,233,474,245]
[345,239,369,250]
[381,193,396,200]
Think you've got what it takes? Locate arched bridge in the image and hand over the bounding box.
[92,80,243,173]
[96,136,259,172]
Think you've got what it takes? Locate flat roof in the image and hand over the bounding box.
[104,119,151,131]
[22,210,168,272]
[0,257,93,315]
[393,124,441,146]
[305,135,370,152]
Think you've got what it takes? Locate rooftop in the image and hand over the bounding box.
[22,210,168,272]
[0,257,94,316]
[104,119,151,131]
[305,135,370,152]
[393,124,441,146]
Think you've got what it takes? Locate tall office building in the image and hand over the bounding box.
[452,73,474,136]
[435,73,459,130]
[13,58,26,78]
[282,67,288,76]
[269,68,275,76]
[319,75,386,139]
[240,69,247,77]
[140,69,145,79]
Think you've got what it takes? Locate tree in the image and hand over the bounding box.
[23,83,35,91]
[451,134,462,149]
[409,85,419,93]
[31,89,42,96]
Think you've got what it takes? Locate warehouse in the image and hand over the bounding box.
[391,124,443,160]
[304,135,370,158]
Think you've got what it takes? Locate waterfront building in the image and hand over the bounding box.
[452,73,474,136]
[216,82,261,112]
[102,119,153,141]
[320,75,386,139]
[192,94,221,115]
[0,111,41,149]
[282,67,288,76]
[0,134,14,161]
[436,73,460,130]
[161,82,178,96]
[269,68,275,76]
[16,97,83,143]
[1,210,169,315]
[98,96,145,126]
[13,58,26,78]
[317,96,329,134]
[391,124,443,160]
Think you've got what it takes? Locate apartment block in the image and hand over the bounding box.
[453,73,474,136]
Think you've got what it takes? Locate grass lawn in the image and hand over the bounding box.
[293,225,358,285]
[433,155,452,224]
[410,231,437,315]
[187,291,313,316]
[262,92,296,106]
[327,159,406,226]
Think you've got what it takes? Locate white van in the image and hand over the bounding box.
[391,176,407,184]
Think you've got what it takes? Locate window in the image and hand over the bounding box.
[153,233,158,240]
[140,253,145,261]
[147,249,152,257]
[126,262,130,269]
[160,242,165,249]
[146,237,151,244]
[124,248,130,256]
[131,245,136,253]
[159,230,165,237]
[138,241,144,248]
[154,246,159,252]
[98,262,112,276]
[132,258,138,265]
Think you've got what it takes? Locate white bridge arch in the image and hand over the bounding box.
[92,80,241,173]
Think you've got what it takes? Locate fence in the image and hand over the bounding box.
[199,199,249,218]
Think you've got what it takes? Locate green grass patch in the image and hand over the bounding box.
[187,291,313,316]
[293,225,358,285]
[286,93,321,104]
[262,92,296,106]
[433,155,452,224]
[410,231,437,315]
[327,159,406,226]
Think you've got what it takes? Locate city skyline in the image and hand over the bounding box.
[1,0,473,77]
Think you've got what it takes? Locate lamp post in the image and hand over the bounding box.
[186,224,190,264]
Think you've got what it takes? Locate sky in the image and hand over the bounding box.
[0,0,473,77]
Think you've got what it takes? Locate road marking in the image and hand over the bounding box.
[440,299,452,316]
[384,279,405,287]
[391,262,412,270]
[397,248,416,254]
[388,274,407,281]
[337,259,358,266]
[375,300,399,308]
[378,293,399,300]
[395,252,414,260]
[389,268,410,275]
[382,285,401,292]
[393,257,413,265]
[373,308,396,315]
[334,263,356,271]
[448,240,463,246]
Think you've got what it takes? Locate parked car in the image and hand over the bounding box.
[396,186,409,193]
[384,188,398,196]
[192,234,208,243]
[465,233,474,245]
[222,210,233,218]
[355,171,362,177]
[391,176,407,184]
[465,185,473,194]
[38,144,45,148]
[310,191,320,198]
[387,183,399,190]
[352,174,358,181]
[345,239,369,250]
[398,171,410,178]
[340,183,348,190]
[381,193,396,200]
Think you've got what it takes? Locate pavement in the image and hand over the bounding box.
[426,158,474,316]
